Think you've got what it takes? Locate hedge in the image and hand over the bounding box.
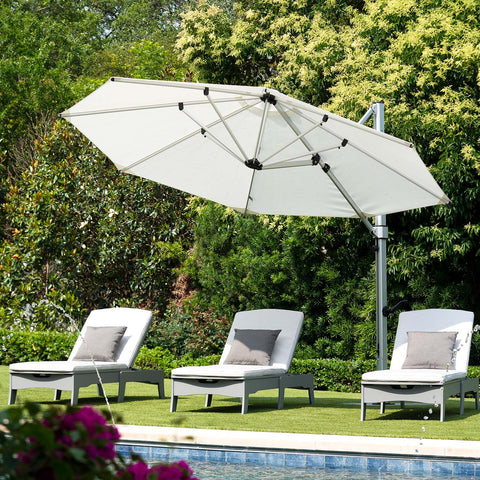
[2,330,480,394]
[0,328,76,364]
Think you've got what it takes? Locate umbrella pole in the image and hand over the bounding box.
[359,103,388,370]
[373,103,388,371]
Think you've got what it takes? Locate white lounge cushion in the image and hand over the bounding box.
[10,361,129,374]
[390,309,473,372]
[219,309,304,371]
[68,308,152,368]
[362,368,465,384]
[172,365,286,380]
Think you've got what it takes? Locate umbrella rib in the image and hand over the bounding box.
[287,106,447,204]
[263,146,341,168]
[322,165,375,234]
[243,169,256,215]
[253,97,271,164]
[111,77,266,99]
[204,90,252,162]
[320,123,449,204]
[121,102,257,172]
[60,97,249,118]
[180,108,246,165]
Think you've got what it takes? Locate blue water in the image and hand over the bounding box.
[186,461,459,480]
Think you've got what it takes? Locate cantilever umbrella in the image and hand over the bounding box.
[60,77,450,367]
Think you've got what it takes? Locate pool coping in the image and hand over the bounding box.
[117,425,480,460]
[116,425,480,477]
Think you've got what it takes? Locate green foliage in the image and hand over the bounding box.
[149,306,231,357]
[291,358,376,393]
[0,121,191,327]
[175,0,480,362]
[177,0,364,88]
[0,0,102,166]
[180,201,375,359]
[0,328,76,364]
[84,40,193,81]
[134,346,220,378]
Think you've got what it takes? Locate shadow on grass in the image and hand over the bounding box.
[362,402,479,422]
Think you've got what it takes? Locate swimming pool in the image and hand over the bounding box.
[185,461,463,480]
[116,441,479,479]
[116,425,480,479]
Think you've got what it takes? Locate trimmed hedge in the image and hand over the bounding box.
[134,348,375,392]
[134,346,220,378]
[0,328,76,364]
[290,358,376,393]
[2,330,480,394]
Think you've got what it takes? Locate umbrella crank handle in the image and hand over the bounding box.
[382,300,412,317]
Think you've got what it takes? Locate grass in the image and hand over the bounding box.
[1,365,480,441]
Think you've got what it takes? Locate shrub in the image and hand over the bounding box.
[291,358,376,393]
[134,346,220,378]
[0,403,198,479]
[0,328,75,365]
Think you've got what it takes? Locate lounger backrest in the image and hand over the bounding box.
[390,309,474,372]
[69,308,153,367]
[219,309,304,371]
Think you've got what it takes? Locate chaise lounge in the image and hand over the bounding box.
[361,308,479,421]
[9,307,164,406]
[170,308,314,414]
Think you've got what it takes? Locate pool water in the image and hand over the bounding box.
[187,461,459,480]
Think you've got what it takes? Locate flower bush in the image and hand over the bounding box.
[0,403,198,479]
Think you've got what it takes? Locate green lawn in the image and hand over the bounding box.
[2,365,479,441]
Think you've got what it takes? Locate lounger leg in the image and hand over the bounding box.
[278,386,285,410]
[71,387,79,406]
[8,388,17,405]
[308,386,315,405]
[205,394,213,407]
[54,390,62,401]
[158,380,165,399]
[380,402,386,414]
[360,386,366,421]
[475,390,479,410]
[97,383,104,396]
[241,394,249,414]
[170,395,178,413]
[118,381,126,403]
[439,402,445,422]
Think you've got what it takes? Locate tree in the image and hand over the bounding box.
[0,120,191,329]
[0,0,104,168]
[177,0,364,89]
[175,0,480,360]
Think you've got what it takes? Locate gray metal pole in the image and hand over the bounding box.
[372,102,388,370]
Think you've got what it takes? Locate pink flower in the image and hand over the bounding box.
[124,461,151,479]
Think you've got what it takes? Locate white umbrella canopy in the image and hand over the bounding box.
[60,77,450,370]
[60,77,449,223]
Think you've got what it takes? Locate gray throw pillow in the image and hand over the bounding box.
[224,329,281,366]
[402,331,457,369]
[73,326,127,362]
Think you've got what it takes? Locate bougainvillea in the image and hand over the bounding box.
[0,403,198,480]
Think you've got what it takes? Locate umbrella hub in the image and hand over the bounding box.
[245,158,263,170]
[260,92,277,105]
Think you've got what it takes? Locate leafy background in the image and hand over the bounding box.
[1,0,479,363]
